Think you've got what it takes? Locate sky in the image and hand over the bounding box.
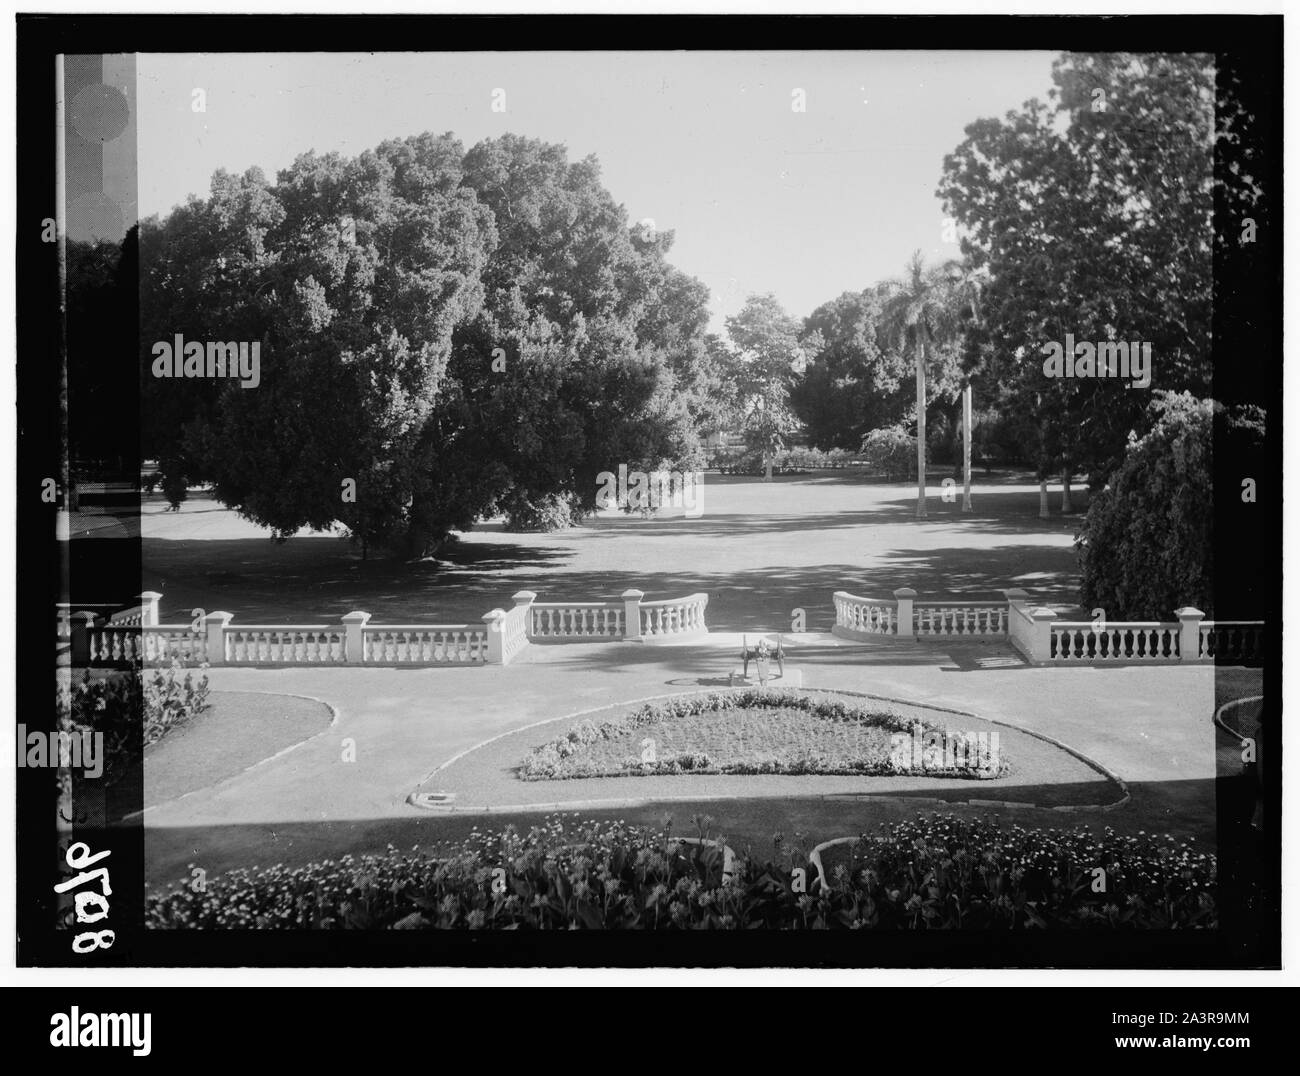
[136,50,1058,332]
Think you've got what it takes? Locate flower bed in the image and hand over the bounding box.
[56,661,212,786]
[144,813,1216,930]
[517,689,1006,781]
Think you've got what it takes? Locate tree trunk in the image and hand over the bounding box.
[915,338,927,519]
[1038,476,1050,519]
[961,382,973,512]
[1061,469,1073,514]
[763,453,772,482]
[947,397,963,478]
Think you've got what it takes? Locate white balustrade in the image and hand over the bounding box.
[914,602,1007,637]
[224,626,346,664]
[141,626,205,665]
[1199,622,1265,664]
[530,603,624,639]
[832,592,896,637]
[363,625,487,664]
[500,602,531,663]
[639,593,708,639]
[89,625,140,664]
[1049,622,1180,663]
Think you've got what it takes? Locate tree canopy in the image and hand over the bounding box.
[936,52,1215,484]
[141,133,715,555]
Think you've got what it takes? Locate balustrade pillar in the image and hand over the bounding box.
[622,589,645,641]
[1030,608,1057,663]
[137,591,162,626]
[512,591,537,639]
[1176,607,1204,663]
[342,611,370,664]
[482,609,506,664]
[204,611,233,666]
[69,611,98,666]
[893,587,916,639]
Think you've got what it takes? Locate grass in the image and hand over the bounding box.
[134,469,1088,629]
[518,690,1005,781]
[141,690,334,810]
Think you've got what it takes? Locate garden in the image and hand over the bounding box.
[144,812,1217,930]
[517,689,1006,781]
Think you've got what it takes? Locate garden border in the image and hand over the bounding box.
[1212,694,1264,742]
[405,684,1129,815]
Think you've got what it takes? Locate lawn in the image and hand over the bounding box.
[136,469,1089,631]
[141,690,334,810]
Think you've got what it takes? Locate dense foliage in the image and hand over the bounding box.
[145,813,1216,930]
[1078,393,1264,619]
[859,425,924,482]
[56,663,212,786]
[141,134,723,554]
[724,294,817,480]
[791,289,907,451]
[937,53,1216,485]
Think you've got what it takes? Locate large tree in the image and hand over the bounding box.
[791,289,909,451]
[937,53,1215,492]
[447,135,712,533]
[141,133,716,555]
[724,294,816,481]
[144,135,497,554]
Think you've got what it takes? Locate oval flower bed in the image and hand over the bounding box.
[517,689,1006,781]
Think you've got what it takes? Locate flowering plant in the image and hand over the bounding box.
[146,813,1216,931]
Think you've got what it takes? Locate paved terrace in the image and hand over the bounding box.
[142,633,1222,888]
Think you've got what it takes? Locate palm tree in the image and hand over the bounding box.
[942,260,992,513]
[880,252,958,519]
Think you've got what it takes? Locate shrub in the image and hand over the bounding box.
[715,447,766,475]
[143,659,212,744]
[706,444,750,471]
[1077,393,1262,619]
[56,662,211,785]
[158,459,188,510]
[144,813,1217,930]
[770,447,857,472]
[501,491,579,532]
[859,425,927,480]
[57,670,143,785]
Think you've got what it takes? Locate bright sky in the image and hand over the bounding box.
[136,50,1058,331]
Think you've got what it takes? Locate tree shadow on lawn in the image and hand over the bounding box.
[140,537,1081,632]
[870,545,1083,610]
[584,499,1088,540]
[140,777,1217,892]
[141,537,568,623]
[872,489,1093,532]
